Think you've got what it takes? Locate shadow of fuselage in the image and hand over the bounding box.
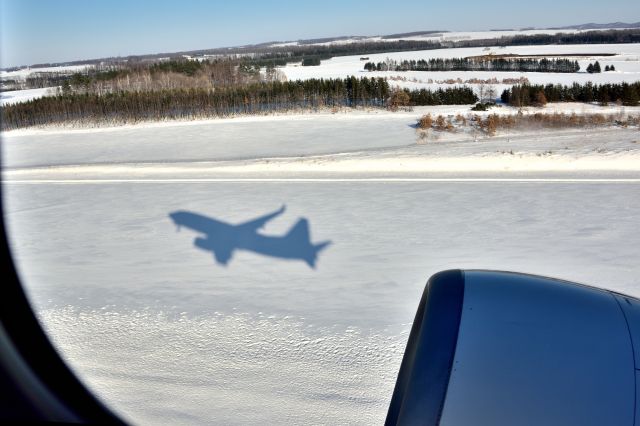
[169,206,330,268]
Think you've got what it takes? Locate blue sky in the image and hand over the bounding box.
[1,0,639,67]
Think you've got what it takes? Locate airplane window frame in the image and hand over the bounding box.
[0,178,125,424]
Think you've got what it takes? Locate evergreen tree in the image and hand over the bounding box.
[598,89,610,105]
[593,61,601,73]
[500,89,510,104]
[534,91,547,107]
[586,63,594,73]
[302,57,321,66]
[622,83,639,106]
[61,80,72,94]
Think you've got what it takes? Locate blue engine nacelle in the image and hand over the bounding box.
[386,270,640,426]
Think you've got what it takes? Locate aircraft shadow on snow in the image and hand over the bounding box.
[169,205,331,269]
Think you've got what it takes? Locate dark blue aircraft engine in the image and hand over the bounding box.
[386,270,640,426]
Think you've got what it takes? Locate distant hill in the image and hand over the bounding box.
[265,31,449,46]
[549,22,640,30]
[3,24,639,70]
[380,30,448,39]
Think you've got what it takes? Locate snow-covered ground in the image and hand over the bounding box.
[0,63,91,105]
[0,87,58,106]
[3,109,640,424]
[1,41,639,108]
[282,43,640,93]
[270,27,622,47]
[0,64,92,80]
[2,42,639,107]
[4,104,640,174]
[5,178,640,425]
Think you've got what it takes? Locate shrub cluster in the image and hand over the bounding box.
[477,112,640,135]
[471,102,496,111]
[416,111,640,138]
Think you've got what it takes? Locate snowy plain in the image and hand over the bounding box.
[269,27,613,47]
[0,87,57,106]
[3,104,640,424]
[0,64,92,80]
[7,179,640,425]
[2,41,640,107]
[281,43,640,95]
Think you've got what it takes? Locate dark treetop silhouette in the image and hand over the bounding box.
[169,205,331,268]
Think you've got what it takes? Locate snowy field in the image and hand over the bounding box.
[4,104,640,176]
[2,42,640,107]
[0,87,57,106]
[3,108,640,424]
[282,43,640,94]
[0,64,93,80]
[270,27,614,47]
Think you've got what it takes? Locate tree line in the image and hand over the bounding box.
[500,82,640,106]
[6,59,267,92]
[56,60,270,95]
[1,77,479,130]
[5,27,638,91]
[406,87,477,105]
[237,29,640,70]
[494,29,640,47]
[364,57,580,73]
[8,28,639,72]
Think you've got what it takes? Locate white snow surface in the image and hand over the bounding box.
[270,28,619,48]
[2,43,639,107]
[281,43,640,93]
[3,108,640,425]
[0,87,57,106]
[0,64,93,80]
[4,104,640,174]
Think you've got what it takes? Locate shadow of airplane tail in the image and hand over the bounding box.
[285,218,331,268]
[306,241,332,268]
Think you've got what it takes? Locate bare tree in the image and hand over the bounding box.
[478,83,486,103]
[486,84,497,103]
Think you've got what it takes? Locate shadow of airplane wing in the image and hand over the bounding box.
[236,205,285,232]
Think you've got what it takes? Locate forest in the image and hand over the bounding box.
[497,29,640,47]
[1,77,478,130]
[220,29,640,70]
[7,59,259,92]
[364,57,580,73]
[500,82,640,106]
[5,28,640,92]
